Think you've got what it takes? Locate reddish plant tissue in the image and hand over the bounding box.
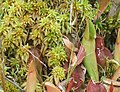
[65,44,86,92]
[77,45,86,65]
[95,35,112,67]
[109,82,114,92]
[66,65,85,92]
[86,80,107,92]
[66,78,74,92]
[45,82,61,92]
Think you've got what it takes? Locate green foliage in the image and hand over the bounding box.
[4,80,20,92]
[82,19,99,82]
[47,45,67,67]
[51,66,65,84]
[76,0,97,20]
[0,0,68,91]
[0,0,119,91]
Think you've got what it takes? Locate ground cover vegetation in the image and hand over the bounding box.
[0,0,120,92]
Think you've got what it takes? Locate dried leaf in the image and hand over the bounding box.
[71,52,78,66]
[82,19,99,82]
[103,78,120,86]
[29,47,43,83]
[114,28,120,64]
[63,37,78,52]
[26,60,37,92]
[45,82,61,92]
[86,80,107,92]
[103,78,120,92]
[77,45,86,65]
[112,66,120,80]
[94,0,110,22]
[68,44,85,66]
[57,80,66,92]
[64,45,71,62]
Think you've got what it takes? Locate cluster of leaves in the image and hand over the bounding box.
[0,0,69,91]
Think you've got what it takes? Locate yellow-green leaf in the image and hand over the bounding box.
[82,19,99,82]
[84,19,96,40]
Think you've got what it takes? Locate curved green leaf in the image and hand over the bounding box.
[82,19,99,82]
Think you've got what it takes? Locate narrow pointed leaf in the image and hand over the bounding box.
[66,78,74,92]
[114,28,120,64]
[26,60,37,92]
[82,19,99,82]
[77,45,86,65]
[84,19,96,40]
[71,52,77,66]
[109,82,114,92]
